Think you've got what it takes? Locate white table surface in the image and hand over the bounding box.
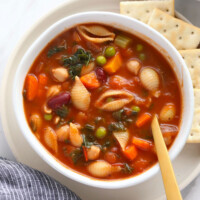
[0,0,200,199]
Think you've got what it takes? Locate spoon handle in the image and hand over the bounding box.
[151,115,182,200]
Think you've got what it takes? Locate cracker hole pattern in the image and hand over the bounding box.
[175,24,179,28]
[179,36,182,40]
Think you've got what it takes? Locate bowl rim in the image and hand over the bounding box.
[12,11,194,189]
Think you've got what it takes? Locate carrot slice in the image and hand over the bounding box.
[25,74,38,101]
[136,113,152,128]
[103,52,122,74]
[123,145,138,161]
[38,74,48,86]
[37,74,48,98]
[132,137,153,151]
[80,71,100,89]
[82,146,88,162]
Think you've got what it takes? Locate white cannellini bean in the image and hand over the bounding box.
[69,123,83,147]
[44,127,58,153]
[87,160,112,178]
[71,76,91,111]
[46,85,61,98]
[87,145,101,160]
[140,68,160,91]
[160,104,176,122]
[56,124,69,142]
[52,67,69,82]
[111,166,122,173]
[126,60,141,75]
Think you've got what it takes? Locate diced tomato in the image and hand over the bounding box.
[109,75,130,89]
[104,152,117,164]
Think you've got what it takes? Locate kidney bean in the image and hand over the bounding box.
[47,92,71,110]
[95,67,107,83]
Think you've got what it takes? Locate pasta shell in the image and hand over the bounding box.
[46,85,61,98]
[69,123,83,147]
[140,68,160,91]
[81,62,95,76]
[71,76,91,111]
[160,104,176,122]
[113,131,129,151]
[44,127,58,153]
[87,160,112,178]
[95,90,134,111]
[77,25,115,43]
[43,103,52,114]
[29,114,42,133]
[56,124,69,142]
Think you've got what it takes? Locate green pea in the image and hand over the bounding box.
[96,55,107,66]
[95,127,107,139]
[136,44,143,52]
[44,114,52,121]
[105,46,116,57]
[139,53,146,61]
[131,106,141,113]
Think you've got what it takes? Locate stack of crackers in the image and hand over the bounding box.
[120,0,200,143]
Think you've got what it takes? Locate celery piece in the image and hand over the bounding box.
[114,35,132,49]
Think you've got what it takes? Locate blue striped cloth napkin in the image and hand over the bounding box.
[0,157,81,200]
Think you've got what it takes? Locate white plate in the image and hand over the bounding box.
[0,0,199,199]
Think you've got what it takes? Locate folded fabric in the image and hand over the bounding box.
[0,157,81,200]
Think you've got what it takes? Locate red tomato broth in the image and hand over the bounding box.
[23,23,181,180]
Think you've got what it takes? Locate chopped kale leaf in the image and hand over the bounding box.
[70,148,84,164]
[55,106,69,118]
[47,44,66,58]
[82,134,99,148]
[108,122,126,133]
[122,163,134,174]
[62,48,92,80]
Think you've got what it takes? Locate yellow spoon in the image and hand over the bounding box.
[151,115,182,200]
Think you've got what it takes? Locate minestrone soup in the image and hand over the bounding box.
[23,24,181,179]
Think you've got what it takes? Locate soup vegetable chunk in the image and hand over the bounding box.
[23,24,181,179]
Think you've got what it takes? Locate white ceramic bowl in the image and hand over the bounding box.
[12,12,194,189]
